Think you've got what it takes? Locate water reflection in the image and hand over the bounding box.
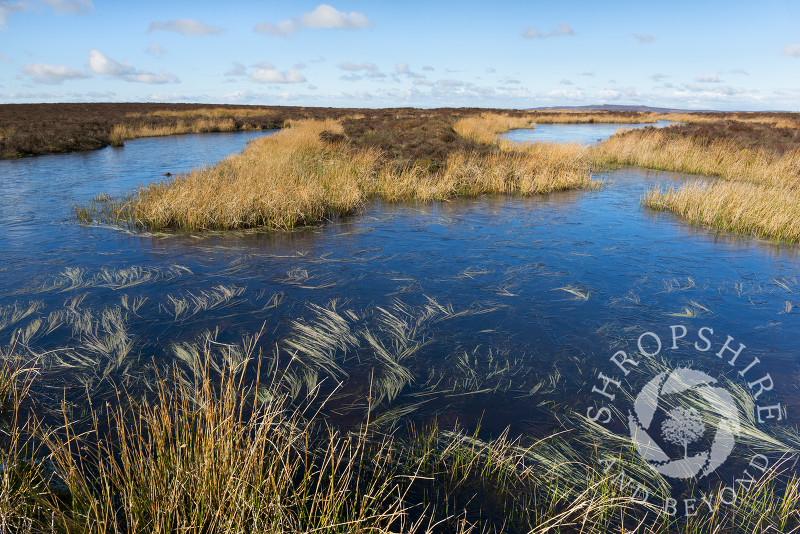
[502,120,674,145]
[0,127,797,441]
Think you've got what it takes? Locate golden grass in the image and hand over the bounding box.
[453,113,536,145]
[593,123,800,242]
[84,118,597,231]
[118,119,375,230]
[110,118,243,146]
[371,144,594,202]
[2,338,798,533]
[40,355,416,533]
[532,111,663,124]
[643,181,800,243]
[594,127,800,188]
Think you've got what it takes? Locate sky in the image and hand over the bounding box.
[1,0,799,110]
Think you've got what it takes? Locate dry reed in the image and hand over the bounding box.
[110,118,242,146]
[595,127,800,188]
[643,181,800,243]
[106,119,377,230]
[85,118,598,231]
[453,113,536,145]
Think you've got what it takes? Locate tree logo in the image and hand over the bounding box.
[628,368,741,479]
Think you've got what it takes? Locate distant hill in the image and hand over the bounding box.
[527,104,719,113]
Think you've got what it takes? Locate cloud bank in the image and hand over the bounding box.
[88,50,179,84]
[254,4,372,37]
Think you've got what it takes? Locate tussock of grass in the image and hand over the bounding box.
[101,119,376,230]
[643,181,800,243]
[592,123,800,242]
[83,118,597,231]
[41,352,417,533]
[454,113,535,145]
[531,111,663,124]
[372,145,595,202]
[3,317,800,532]
[110,118,241,146]
[595,127,800,188]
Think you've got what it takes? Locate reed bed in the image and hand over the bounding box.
[99,119,375,230]
[2,337,799,533]
[593,123,800,242]
[371,144,595,202]
[81,118,598,231]
[643,181,800,244]
[454,113,536,145]
[531,111,663,124]
[595,127,800,188]
[2,268,800,532]
[109,118,241,146]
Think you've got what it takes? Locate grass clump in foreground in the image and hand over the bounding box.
[2,335,800,533]
[79,117,596,231]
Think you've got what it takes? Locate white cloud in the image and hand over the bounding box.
[5,90,63,100]
[2,0,92,30]
[300,4,370,29]
[338,61,384,80]
[395,61,409,75]
[144,43,166,58]
[422,65,434,71]
[146,92,200,102]
[696,73,720,83]
[22,62,90,84]
[784,44,800,57]
[250,67,305,83]
[0,1,27,30]
[148,18,223,36]
[522,23,574,39]
[88,49,179,84]
[682,83,744,95]
[254,18,298,36]
[254,4,372,37]
[650,73,668,81]
[42,0,92,13]
[0,53,10,63]
[559,79,573,85]
[339,61,377,72]
[632,33,655,43]
[224,61,247,76]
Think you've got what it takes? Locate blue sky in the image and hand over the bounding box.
[2,0,799,110]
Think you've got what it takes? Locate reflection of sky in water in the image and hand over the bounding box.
[0,127,798,445]
[501,120,674,145]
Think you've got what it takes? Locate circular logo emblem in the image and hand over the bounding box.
[628,368,741,479]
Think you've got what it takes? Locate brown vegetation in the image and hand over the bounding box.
[81,118,595,230]
[594,126,800,187]
[643,181,800,243]
[595,120,800,242]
